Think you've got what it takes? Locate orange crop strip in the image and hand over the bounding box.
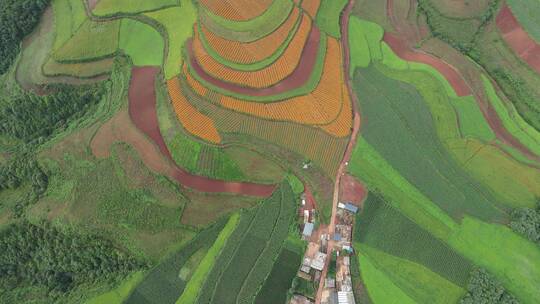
[219,38,349,129]
[199,0,273,21]
[301,0,321,18]
[319,84,353,137]
[200,7,301,64]
[192,14,312,89]
[166,78,221,144]
[183,64,207,97]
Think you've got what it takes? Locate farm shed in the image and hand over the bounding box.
[303,222,314,238]
[337,291,356,304]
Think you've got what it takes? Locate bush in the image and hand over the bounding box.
[510,202,540,244]
[460,268,519,304]
[0,0,50,74]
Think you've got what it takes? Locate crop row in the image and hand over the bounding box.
[199,0,273,21]
[179,76,348,176]
[215,37,350,136]
[198,7,301,65]
[192,15,312,89]
[126,219,227,304]
[166,77,222,143]
[356,193,473,287]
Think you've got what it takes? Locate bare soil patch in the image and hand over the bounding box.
[339,174,366,206]
[187,25,321,96]
[496,5,540,73]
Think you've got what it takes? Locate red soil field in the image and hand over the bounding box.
[383,32,472,97]
[187,25,321,97]
[125,66,276,197]
[339,174,366,206]
[496,5,540,73]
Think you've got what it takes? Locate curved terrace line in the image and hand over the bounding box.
[187,25,321,96]
[128,66,276,197]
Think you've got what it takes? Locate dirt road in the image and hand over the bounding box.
[315,0,361,302]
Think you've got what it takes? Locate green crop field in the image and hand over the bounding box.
[119,19,164,66]
[316,0,348,38]
[92,0,179,17]
[85,271,145,304]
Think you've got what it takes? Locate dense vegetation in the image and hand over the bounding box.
[0,221,143,302]
[0,84,106,144]
[460,269,519,304]
[510,202,540,245]
[0,0,50,74]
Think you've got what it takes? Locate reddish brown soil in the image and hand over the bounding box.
[496,5,540,73]
[187,25,321,97]
[339,174,366,206]
[87,0,99,10]
[383,32,472,96]
[128,67,276,197]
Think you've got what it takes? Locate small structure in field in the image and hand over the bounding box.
[303,222,314,239]
[338,202,359,214]
[337,291,356,304]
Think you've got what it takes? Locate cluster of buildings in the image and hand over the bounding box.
[289,193,361,304]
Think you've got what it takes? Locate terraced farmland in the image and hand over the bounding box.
[4,0,540,303]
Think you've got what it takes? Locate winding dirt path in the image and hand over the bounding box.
[496,5,540,74]
[187,24,322,97]
[315,0,362,302]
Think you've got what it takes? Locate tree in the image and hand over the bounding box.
[461,268,519,304]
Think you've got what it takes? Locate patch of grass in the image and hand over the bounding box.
[316,0,348,37]
[119,19,164,66]
[224,146,285,184]
[176,213,239,303]
[356,248,416,304]
[359,245,465,303]
[92,0,179,17]
[85,271,145,304]
[53,19,120,62]
[348,17,384,73]
[286,173,304,194]
[196,145,245,181]
[145,0,196,79]
[449,216,540,303]
[450,95,496,141]
[507,0,540,43]
[52,0,86,51]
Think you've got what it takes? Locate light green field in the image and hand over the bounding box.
[53,19,120,62]
[356,248,417,304]
[85,271,145,304]
[175,213,240,304]
[145,0,197,78]
[358,244,465,304]
[119,19,164,66]
[92,0,179,16]
[506,0,540,43]
[52,0,87,51]
[450,95,496,141]
[316,0,348,38]
[348,17,383,73]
